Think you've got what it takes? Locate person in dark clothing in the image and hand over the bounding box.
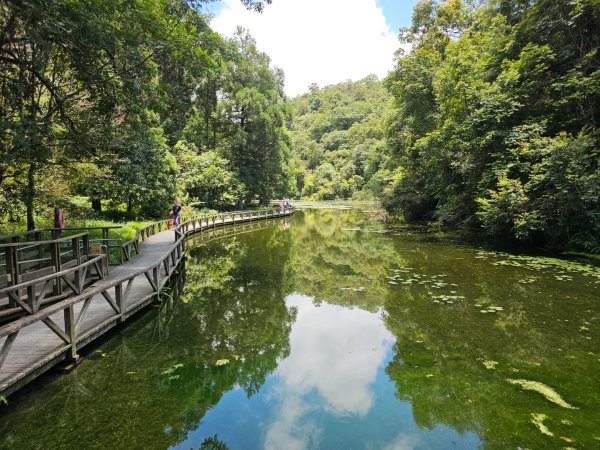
[171,201,182,226]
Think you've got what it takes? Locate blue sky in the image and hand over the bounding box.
[377,0,419,32]
[210,0,420,96]
[207,0,419,30]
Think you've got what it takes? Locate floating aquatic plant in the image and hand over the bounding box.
[531,413,554,436]
[162,363,184,375]
[507,379,578,409]
[432,294,465,305]
[340,286,365,292]
[483,360,498,369]
[476,251,600,280]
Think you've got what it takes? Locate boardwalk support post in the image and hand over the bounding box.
[64,306,79,362]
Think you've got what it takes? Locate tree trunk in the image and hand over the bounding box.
[25,163,36,230]
[91,198,102,213]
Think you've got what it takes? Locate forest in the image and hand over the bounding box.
[292,0,600,252]
[1,0,599,252]
[0,0,289,230]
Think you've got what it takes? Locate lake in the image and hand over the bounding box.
[0,206,598,449]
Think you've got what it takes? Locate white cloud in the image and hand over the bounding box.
[263,294,395,449]
[211,0,400,97]
[383,433,421,450]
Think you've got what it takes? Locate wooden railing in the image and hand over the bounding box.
[121,207,294,262]
[0,233,92,290]
[0,207,294,396]
[0,233,109,322]
[0,226,122,277]
[0,236,185,375]
[173,207,293,241]
[0,255,105,322]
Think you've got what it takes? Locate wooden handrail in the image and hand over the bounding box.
[0,255,104,296]
[0,232,91,248]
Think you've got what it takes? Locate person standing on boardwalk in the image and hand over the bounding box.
[171,200,182,226]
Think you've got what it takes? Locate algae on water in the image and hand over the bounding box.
[531,413,554,436]
[507,379,578,409]
[483,360,498,370]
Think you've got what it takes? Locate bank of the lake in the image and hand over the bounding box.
[0,205,598,449]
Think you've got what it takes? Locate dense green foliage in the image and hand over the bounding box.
[0,0,287,229]
[285,0,600,252]
[2,0,598,252]
[382,0,600,251]
[288,76,391,200]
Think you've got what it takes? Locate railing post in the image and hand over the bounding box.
[51,241,62,295]
[34,231,43,262]
[64,305,79,362]
[4,247,19,307]
[26,284,35,312]
[153,266,160,300]
[72,237,81,265]
[102,227,109,265]
[82,234,90,258]
[115,282,125,321]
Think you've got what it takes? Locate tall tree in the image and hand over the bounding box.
[217,28,290,204]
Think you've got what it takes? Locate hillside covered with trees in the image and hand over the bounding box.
[288,0,600,252]
[381,0,600,251]
[287,76,390,200]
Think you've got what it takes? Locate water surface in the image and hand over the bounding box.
[0,207,598,449]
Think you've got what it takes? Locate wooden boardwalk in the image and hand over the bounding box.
[0,208,293,397]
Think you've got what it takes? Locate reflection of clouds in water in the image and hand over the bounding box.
[264,396,321,450]
[383,433,420,450]
[265,294,395,449]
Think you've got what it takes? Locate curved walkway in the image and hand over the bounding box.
[0,208,293,397]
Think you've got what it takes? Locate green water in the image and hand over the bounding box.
[1,207,599,449]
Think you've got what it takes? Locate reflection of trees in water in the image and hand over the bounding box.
[200,434,229,450]
[158,220,296,438]
[291,208,598,448]
[289,208,402,311]
[381,271,599,449]
[0,220,296,449]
